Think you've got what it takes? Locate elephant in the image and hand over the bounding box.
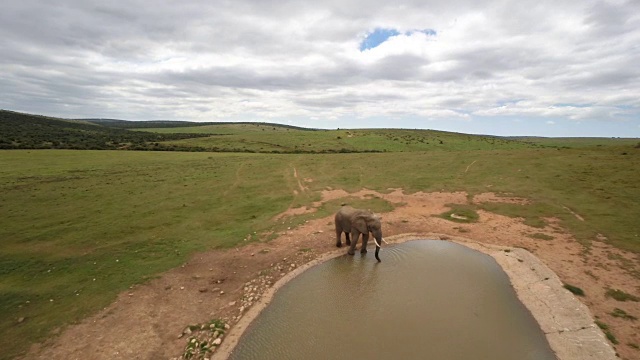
[334,206,385,262]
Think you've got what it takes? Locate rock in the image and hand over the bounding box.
[228,301,236,306]
[219,291,225,295]
[180,286,185,290]
[199,288,208,293]
[224,324,230,330]
[213,338,222,346]
[183,327,192,335]
[17,317,25,323]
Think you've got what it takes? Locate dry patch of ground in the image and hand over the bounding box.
[24,190,640,360]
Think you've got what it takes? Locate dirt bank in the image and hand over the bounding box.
[24,190,639,360]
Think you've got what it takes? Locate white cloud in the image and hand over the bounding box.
[0,0,639,135]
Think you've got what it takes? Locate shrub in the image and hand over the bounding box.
[563,283,585,296]
[605,288,639,302]
[610,308,637,320]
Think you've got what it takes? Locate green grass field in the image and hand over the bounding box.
[1,133,639,359]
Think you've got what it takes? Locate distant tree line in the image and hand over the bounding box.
[0,110,210,150]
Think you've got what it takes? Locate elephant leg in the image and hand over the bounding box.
[361,233,369,254]
[345,232,351,246]
[348,230,359,255]
[335,228,342,247]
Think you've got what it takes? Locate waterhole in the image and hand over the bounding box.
[229,240,556,360]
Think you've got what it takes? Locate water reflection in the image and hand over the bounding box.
[229,240,556,360]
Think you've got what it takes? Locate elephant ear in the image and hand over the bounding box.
[368,214,382,228]
[352,215,369,234]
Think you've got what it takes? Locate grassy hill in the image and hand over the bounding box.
[138,126,538,153]
[82,118,314,131]
[2,110,543,153]
[0,110,209,150]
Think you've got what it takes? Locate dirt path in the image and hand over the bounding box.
[24,190,640,360]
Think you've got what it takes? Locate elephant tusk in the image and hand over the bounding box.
[374,238,382,248]
[382,238,389,244]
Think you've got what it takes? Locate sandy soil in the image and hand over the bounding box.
[23,189,640,360]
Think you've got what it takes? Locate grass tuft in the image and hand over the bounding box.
[610,308,637,321]
[595,320,619,344]
[528,233,554,241]
[605,288,640,302]
[563,283,585,296]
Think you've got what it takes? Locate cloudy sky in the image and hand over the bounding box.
[1,0,639,136]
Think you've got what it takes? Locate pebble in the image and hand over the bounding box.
[213,338,222,345]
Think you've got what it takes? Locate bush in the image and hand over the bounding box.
[563,283,585,296]
[610,308,637,320]
[605,288,639,302]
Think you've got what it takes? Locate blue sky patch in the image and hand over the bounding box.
[359,28,400,51]
[360,28,437,51]
[411,29,437,36]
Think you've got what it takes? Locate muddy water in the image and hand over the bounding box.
[229,240,556,360]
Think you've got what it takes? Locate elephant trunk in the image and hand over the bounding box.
[374,237,383,262]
